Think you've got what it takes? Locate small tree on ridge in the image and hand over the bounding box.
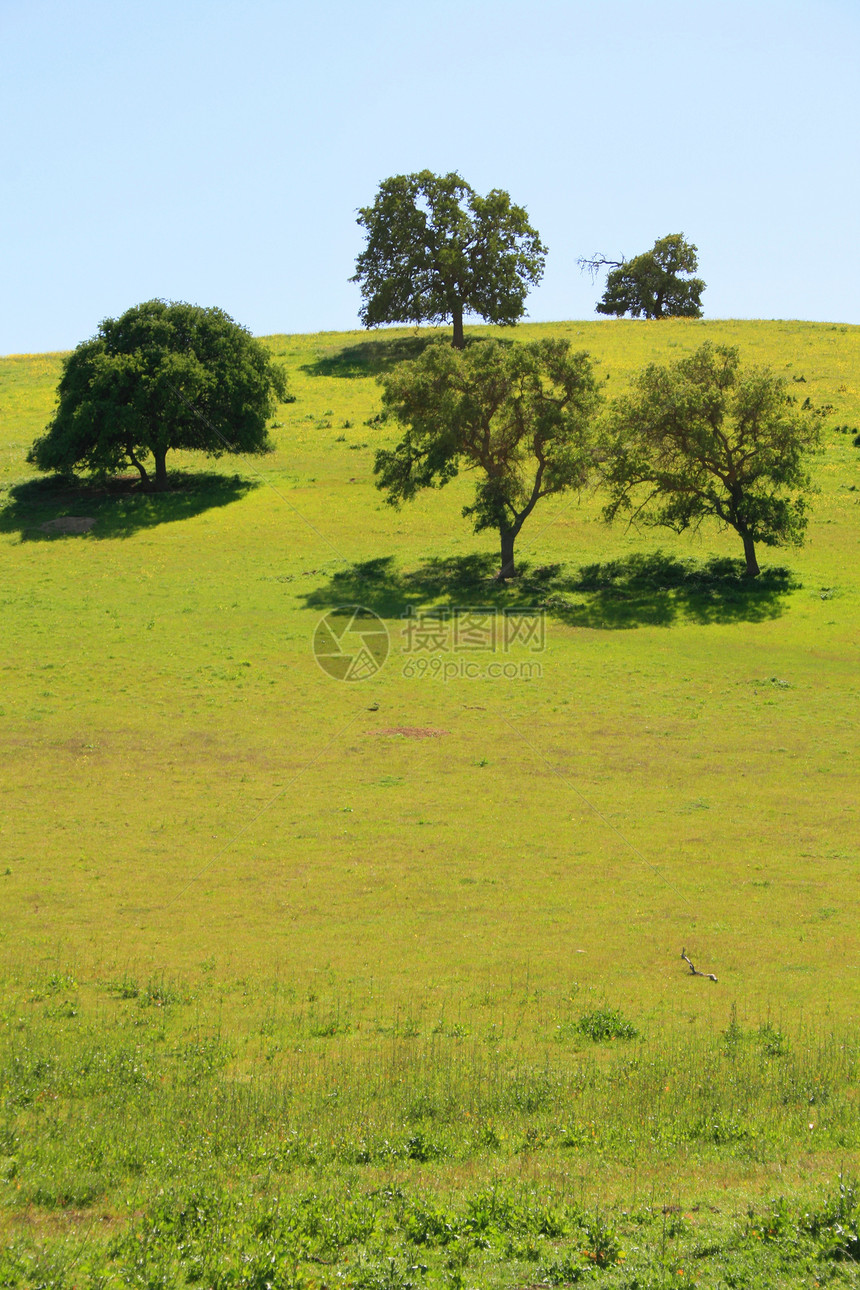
[580,233,705,319]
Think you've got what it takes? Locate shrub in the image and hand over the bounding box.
[574,1006,638,1042]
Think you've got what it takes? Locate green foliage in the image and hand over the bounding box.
[352,171,546,347]
[139,975,187,1008]
[573,1006,639,1042]
[804,1178,860,1261]
[758,1021,790,1057]
[690,1113,755,1145]
[601,342,822,575]
[27,299,288,490]
[376,337,601,577]
[591,232,705,319]
[580,1212,625,1267]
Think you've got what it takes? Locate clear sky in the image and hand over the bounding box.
[1,0,858,354]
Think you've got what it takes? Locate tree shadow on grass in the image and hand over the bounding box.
[300,335,441,380]
[303,550,799,629]
[0,471,258,542]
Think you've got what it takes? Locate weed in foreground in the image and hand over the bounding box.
[1,978,859,1286]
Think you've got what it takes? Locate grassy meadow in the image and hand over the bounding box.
[0,317,859,1286]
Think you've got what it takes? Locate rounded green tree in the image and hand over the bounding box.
[28,300,288,490]
[375,338,601,580]
[601,343,821,576]
[581,233,705,319]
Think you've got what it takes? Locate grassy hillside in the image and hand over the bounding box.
[1,318,858,1286]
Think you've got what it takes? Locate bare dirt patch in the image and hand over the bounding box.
[39,516,96,534]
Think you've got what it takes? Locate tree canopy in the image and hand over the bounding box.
[581,233,705,319]
[375,338,601,579]
[28,300,288,490]
[351,171,547,349]
[600,342,821,576]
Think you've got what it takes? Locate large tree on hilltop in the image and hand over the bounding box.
[351,170,547,349]
[28,300,288,491]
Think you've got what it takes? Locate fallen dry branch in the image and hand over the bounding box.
[681,947,717,982]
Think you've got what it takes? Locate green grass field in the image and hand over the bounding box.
[1,318,858,1287]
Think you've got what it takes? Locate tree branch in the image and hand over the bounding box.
[577,252,624,281]
[681,947,717,982]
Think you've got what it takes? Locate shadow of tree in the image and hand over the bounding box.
[303,550,799,629]
[0,471,258,542]
[300,335,439,380]
[300,333,504,380]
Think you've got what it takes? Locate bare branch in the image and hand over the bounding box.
[681,947,717,982]
[577,252,624,281]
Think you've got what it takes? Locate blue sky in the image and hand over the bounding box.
[1,0,858,354]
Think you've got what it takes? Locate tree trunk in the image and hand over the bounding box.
[741,530,760,577]
[153,447,169,491]
[498,528,516,581]
[452,305,465,350]
[127,448,149,487]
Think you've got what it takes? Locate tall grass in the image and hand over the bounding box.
[1,974,859,1285]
